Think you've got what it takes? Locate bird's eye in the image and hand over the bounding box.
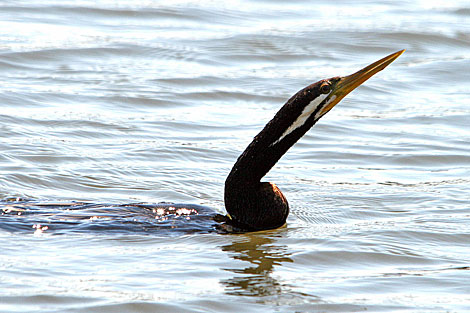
[320,82,331,94]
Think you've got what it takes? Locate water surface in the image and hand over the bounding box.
[1,1,469,312]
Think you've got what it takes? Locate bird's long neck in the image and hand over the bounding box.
[227,86,320,185]
[224,86,320,230]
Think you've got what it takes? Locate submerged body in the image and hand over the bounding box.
[0,199,223,235]
[0,50,404,234]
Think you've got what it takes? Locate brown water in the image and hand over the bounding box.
[1,1,469,312]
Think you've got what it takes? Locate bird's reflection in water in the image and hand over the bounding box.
[220,230,294,297]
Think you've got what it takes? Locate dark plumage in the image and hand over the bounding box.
[225,50,404,231]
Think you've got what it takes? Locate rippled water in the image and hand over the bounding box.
[1,1,469,312]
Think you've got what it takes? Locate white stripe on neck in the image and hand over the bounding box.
[270,93,331,147]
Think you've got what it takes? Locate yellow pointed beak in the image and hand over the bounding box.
[320,49,405,116]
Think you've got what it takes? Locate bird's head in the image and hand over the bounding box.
[269,49,406,148]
